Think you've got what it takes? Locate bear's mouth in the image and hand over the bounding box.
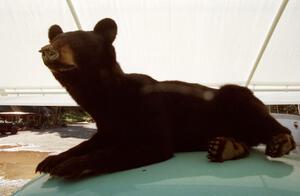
[45,63,76,73]
[39,44,77,72]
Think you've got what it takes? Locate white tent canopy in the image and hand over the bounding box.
[0,0,299,106]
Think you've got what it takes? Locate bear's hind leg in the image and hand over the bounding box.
[207,137,249,162]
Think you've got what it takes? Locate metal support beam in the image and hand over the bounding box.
[66,0,82,30]
[245,0,289,87]
[251,88,300,92]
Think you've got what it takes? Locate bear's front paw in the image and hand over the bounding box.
[266,133,296,157]
[36,154,68,174]
[207,137,249,162]
[50,155,95,179]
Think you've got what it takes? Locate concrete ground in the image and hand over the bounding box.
[0,123,96,196]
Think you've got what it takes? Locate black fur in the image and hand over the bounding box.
[37,18,295,179]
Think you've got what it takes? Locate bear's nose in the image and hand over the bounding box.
[39,45,59,62]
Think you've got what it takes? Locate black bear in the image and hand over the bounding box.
[37,18,296,179]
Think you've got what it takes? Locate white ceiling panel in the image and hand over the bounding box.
[0,0,299,104]
[0,0,76,88]
[72,0,281,84]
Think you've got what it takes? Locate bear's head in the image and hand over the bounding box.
[39,18,118,74]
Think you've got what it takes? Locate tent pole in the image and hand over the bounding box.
[66,0,82,30]
[245,0,289,87]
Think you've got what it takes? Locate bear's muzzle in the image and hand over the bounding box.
[39,45,60,65]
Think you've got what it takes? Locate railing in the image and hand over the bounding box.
[1,84,300,97]
[0,87,66,96]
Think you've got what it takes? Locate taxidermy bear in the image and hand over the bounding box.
[37,18,296,179]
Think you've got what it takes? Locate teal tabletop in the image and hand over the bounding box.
[14,149,300,196]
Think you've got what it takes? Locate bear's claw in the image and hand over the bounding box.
[36,154,67,174]
[49,156,93,179]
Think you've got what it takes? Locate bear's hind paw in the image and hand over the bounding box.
[207,137,249,162]
[266,133,296,158]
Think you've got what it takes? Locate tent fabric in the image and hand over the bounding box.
[0,0,299,105]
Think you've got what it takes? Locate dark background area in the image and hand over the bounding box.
[0,105,299,130]
[267,104,299,115]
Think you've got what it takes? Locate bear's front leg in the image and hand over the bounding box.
[36,132,103,174]
[48,154,99,179]
[207,137,249,162]
[36,153,69,174]
[48,141,173,179]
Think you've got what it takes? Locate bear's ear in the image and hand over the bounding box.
[94,18,117,43]
[48,25,63,42]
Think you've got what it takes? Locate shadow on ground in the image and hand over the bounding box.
[30,124,97,139]
[0,134,9,138]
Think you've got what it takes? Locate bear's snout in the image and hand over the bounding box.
[39,45,59,65]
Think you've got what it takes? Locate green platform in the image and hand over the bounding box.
[15,149,300,196]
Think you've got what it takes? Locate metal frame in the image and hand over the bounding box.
[66,0,82,30]
[245,0,289,87]
[1,83,300,97]
[0,87,66,96]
